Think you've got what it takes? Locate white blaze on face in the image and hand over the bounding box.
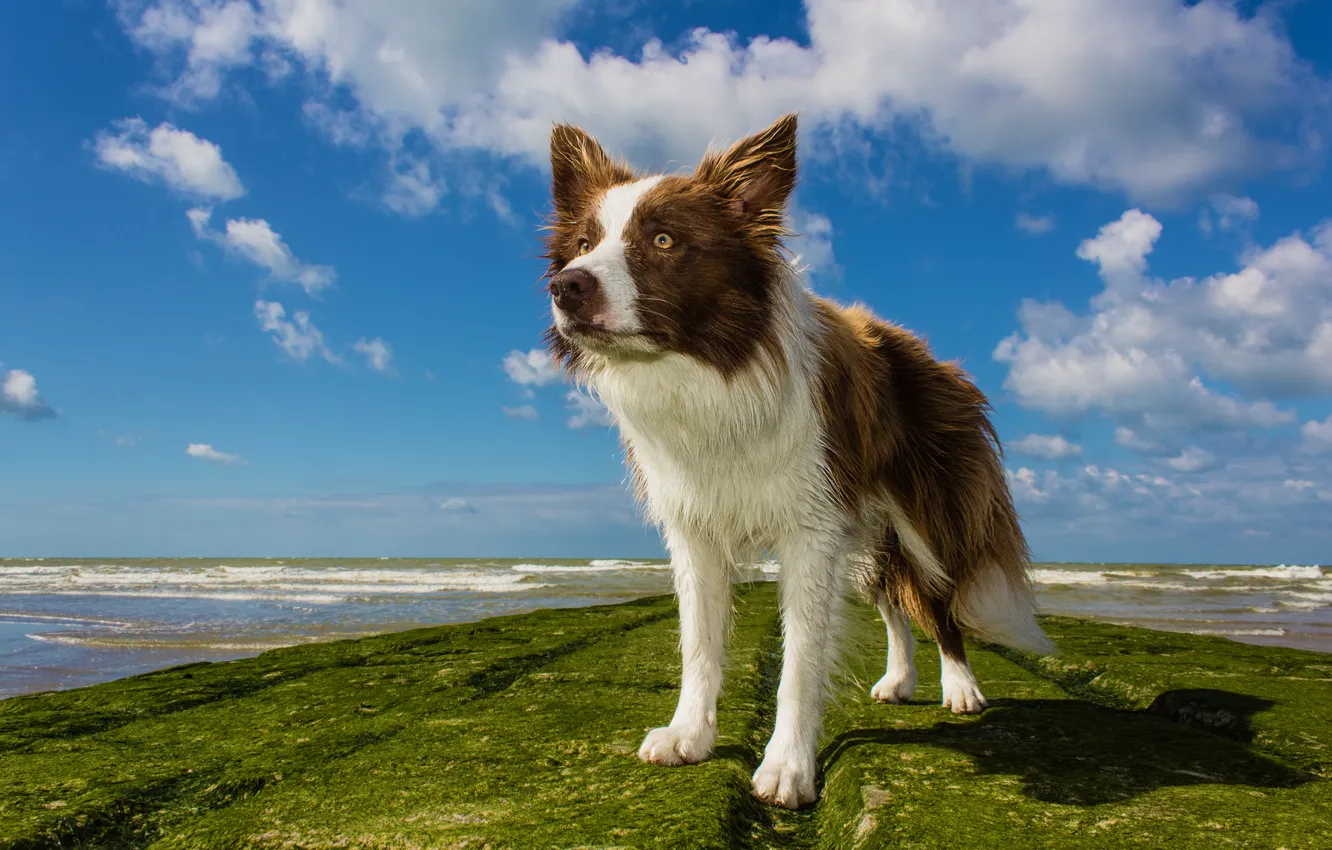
[557,175,664,333]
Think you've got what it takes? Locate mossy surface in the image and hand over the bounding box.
[1,583,1327,849]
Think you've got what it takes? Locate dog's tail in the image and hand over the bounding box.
[954,561,1056,655]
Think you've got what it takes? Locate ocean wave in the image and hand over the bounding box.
[1029,569,1112,585]
[1188,628,1287,637]
[1030,564,1327,590]
[514,562,668,573]
[1274,598,1327,611]
[0,611,133,627]
[1284,592,1332,605]
[9,589,360,604]
[2,579,552,603]
[1182,565,1324,581]
[0,565,548,595]
[26,632,319,651]
[1116,581,1215,592]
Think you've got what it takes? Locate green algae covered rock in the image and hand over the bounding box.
[1,583,1328,849]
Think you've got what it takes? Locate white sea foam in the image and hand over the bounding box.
[27,632,316,651]
[1029,569,1112,585]
[1120,581,1213,592]
[9,590,363,604]
[1285,592,1332,604]
[0,611,133,627]
[0,564,551,602]
[1188,628,1287,636]
[1183,565,1324,581]
[514,562,667,573]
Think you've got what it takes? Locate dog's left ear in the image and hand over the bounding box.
[697,113,798,223]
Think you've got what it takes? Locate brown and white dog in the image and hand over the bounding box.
[541,113,1054,809]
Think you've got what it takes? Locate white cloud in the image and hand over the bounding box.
[1113,427,1160,453]
[1165,446,1216,473]
[353,337,394,373]
[994,210,1332,434]
[1008,463,1201,516]
[92,117,244,201]
[302,99,374,148]
[3,370,38,407]
[186,442,245,465]
[381,153,448,217]
[1015,212,1054,235]
[254,300,340,365]
[190,208,335,296]
[504,404,540,422]
[484,181,520,226]
[1302,415,1332,453]
[1,365,57,421]
[438,497,476,513]
[1010,433,1081,459]
[786,207,837,277]
[1073,209,1163,283]
[114,0,1328,209]
[1003,444,1332,553]
[566,390,614,429]
[1201,194,1260,235]
[503,348,562,388]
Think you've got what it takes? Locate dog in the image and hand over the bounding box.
[540,113,1055,809]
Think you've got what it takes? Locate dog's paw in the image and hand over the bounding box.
[870,667,917,704]
[751,754,818,809]
[941,674,987,714]
[637,724,715,766]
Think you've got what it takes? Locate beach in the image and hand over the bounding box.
[1,558,1328,698]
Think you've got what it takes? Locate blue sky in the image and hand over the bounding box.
[2,0,1331,562]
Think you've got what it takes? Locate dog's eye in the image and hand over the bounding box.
[653,233,674,249]
[576,239,591,256]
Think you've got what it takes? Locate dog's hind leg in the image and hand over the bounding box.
[933,600,987,714]
[869,588,917,704]
[638,529,730,766]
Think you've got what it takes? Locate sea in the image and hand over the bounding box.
[1,558,1329,699]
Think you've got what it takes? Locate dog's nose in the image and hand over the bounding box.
[549,268,599,314]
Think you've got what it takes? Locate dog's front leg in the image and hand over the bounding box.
[638,529,730,766]
[752,531,847,809]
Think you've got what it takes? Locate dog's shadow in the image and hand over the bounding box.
[816,689,1310,807]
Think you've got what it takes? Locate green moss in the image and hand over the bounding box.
[991,616,1332,777]
[2,585,1328,849]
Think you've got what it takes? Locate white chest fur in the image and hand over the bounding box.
[590,350,832,553]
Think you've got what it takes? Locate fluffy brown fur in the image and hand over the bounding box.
[812,301,1033,647]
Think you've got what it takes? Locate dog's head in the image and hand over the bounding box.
[542,114,799,377]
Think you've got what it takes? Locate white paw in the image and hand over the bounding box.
[940,674,987,714]
[751,753,818,809]
[870,667,917,704]
[637,724,715,766]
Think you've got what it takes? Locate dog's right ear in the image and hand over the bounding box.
[550,124,632,222]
